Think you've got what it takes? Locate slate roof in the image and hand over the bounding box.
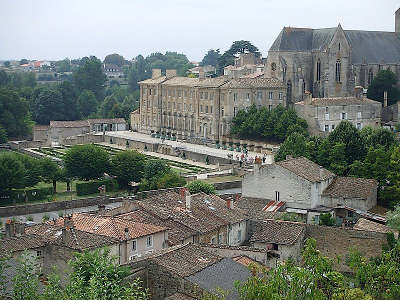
[221,77,284,89]
[322,177,378,199]
[186,258,251,300]
[53,213,167,241]
[276,156,334,182]
[0,234,45,255]
[149,243,221,277]
[269,26,400,64]
[249,220,305,245]
[296,97,381,106]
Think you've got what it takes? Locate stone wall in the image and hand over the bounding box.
[0,196,124,218]
[64,133,104,145]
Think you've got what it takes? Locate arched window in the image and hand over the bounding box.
[316,59,321,81]
[335,59,341,82]
[271,62,277,71]
[302,81,306,94]
[287,80,292,102]
[368,69,373,85]
[338,43,341,51]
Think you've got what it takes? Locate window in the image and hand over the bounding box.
[335,59,341,82]
[287,81,292,102]
[316,59,321,81]
[200,105,203,112]
[146,236,153,248]
[234,107,237,117]
[205,106,208,113]
[331,124,335,130]
[357,111,362,119]
[132,240,137,251]
[149,89,152,95]
[210,92,214,100]
[237,230,242,242]
[275,191,280,201]
[205,92,208,100]
[302,81,306,94]
[221,93,225,101]
[37,250,42,257]
[338,43,341,51]
[271,62,276,71]
[368,69,373,85]
[324,124,329,132]
[233,93,238,102]
[200,92,203,99]
[325,113,329,120]
[218,233,223,244]
[268,105,272,111]
[357,123,361,130]
[279,92,283,100]
[211,237,217,244]
[341,112,347,120]
[268,91,273,99]
[246,93,250,100]
[210,106,213,114]
[189,104,192,111]
[221,107,224,117]
[272,243,278,250]
[178,90,182,97]
[257,91,262,100]
[184,90,188,98]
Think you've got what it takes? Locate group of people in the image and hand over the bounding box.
[227,152,267,167]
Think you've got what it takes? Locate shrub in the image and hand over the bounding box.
[319,213,335,226]
[27,216,33,221]
[186,180,216,195]
[42,214,50,222]
[76,179,119,196]
[0,186,53,206]
[58,211,63,217]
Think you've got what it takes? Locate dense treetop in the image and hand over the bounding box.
[367,69,400,106]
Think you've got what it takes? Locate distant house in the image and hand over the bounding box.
[242,156,378,218]
[103,63,123,78]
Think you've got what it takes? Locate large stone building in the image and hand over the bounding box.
[265,8,400,104]
[132,69,285,142]
[295,91,382,135]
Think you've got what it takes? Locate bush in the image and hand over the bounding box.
[319,213,335,226]
[186,180,216,195]
[0,186,53,206]
[139,172,186,192]
[42,214,50,222]
[76,179,119,196]
[27,215,33,221]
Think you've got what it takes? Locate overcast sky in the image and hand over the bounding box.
[1,0,399,62]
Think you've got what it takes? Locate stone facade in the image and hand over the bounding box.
[133,68,285,142]
[265,10,400,104]
[295,92,382,135]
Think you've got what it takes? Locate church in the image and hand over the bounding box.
[265,8,400,104]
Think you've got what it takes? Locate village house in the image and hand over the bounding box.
[242,156,378,220]
[103,63,124,78]
[295,90,382,135]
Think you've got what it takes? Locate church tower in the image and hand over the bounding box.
[396,8,400,33]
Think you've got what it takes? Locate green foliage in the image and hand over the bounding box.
[12,252,40,300]
[3,61,10,68]
[143,159,170,180]
[217,40,260,74]
[0,152,26,191]
[319,213,335,226]
[77,90,98,118]
[75,179,118,196]
[73,56,107,100]
[0,87,32,138]
[63,144,110,180]
[58,81,80,121]
[0,186,54,206]
[386,205,400,231]
[186,180,216,195]
[55,58,71,73]
[110,150,146,187]
[275,132,307,162]
[104,53,125,67]
[31,86,65,124]
[367,69,400,106]
[139,161,185,191]
[230,105,307,142]
[98,86,138,120]
[201,49,221,67]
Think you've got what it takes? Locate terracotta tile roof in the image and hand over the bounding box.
[296,97,381,106]
[25,223,63,242]
[196,76,231,88]
[33,125,50,131]
[0,234,45,255]
[149,243,221,277]
[275,156,334,182]
[139,76,167,84]
[163,76,199,87]
[50,120,90,128]
[53,213,167,241]
[232,255,262,267]
[165,293,196,300]
[87,118,126,124]
[353,218,397,236]
[322,177,377,199]
[221,77,284,89]
[250,220,305,245]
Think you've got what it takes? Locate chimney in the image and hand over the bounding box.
[152,69,162,79]
[166,69,177,79]
[62,227,68,245]
[319,165,324,180]
[226,199,231,209]
[304,91,312,105]
[235,193,240,204]
[384,91,388,107]
[64,215,74,229]
[124,227,129,240]
[5,219,15,238]
[396,8,400,33]
[198,67,205,80]
[354,86,363,99]
[185,190,191,211]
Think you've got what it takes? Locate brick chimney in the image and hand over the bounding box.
[384,91,388,107]
[396,8,400,33]
[152,69,162,79]
[166,69,177,79]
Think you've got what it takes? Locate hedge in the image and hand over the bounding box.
[76,179,119,196]
[0,186,54,206]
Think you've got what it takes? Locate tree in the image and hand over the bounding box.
[73,56,106,100]
[0,152,25,191]
[186,180,216,195]
[104,53,125,67]
[17,153,42,187]
[19,59,28,65]
[63,144,110,180]
[31,87,65,124]
[58,81,80,121]
[3,61,10,68]
[201,49,221,67]
[40,158,65,193]
[0,70,10,86]
[12,252,40,300]
[217,40,260,74]
[386,205,400,231]
[319,213,335,226]
[56,58,71,73]
[360,126,396,149]
[367,69,400,106]
[0,88,32,138]
[110,151,146,187]
[0,125,7,143]
[275,132,308,162]
[77,90,98,118]
[143,159,170,180]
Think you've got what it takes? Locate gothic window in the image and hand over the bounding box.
[338,43,341,51]
[316,59,321,82]
[287,80,292,102]
[302,81,306,94]
[271,62,277,71]
[335,59,341,82]
[368,69,373,85]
